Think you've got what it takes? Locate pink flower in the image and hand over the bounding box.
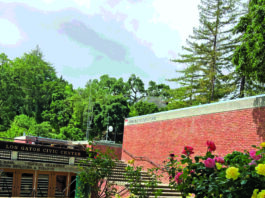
[214,156,225,164]
[182,146,194,156]
[174,172,183,184]
[207,141,216,152]
[249,150,262,161]
[249,160,257,166]
[169,176,172,180]
[204,158,216,168]
[190,170,195,174]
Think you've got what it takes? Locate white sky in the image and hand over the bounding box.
[0,0,200,88]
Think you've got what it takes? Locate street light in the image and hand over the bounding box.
[108,126,113,132]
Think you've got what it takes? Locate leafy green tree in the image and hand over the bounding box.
[31,122,54,138]
[77,76,131,141]
[233,0,265,97]
[93,96,130,142]
[68,91,87,131]
[42,79,74,132]
[11,47,58,123]
[3,114,55,139]
[98,75,129,96]
[129,101,159,117]
[4,114,36,139]
[0,53,20,131]
[170,0,241,104]
[127,74,146,104]
[112,77,130,96]
[56,124,84,140]
[147,81,170,98]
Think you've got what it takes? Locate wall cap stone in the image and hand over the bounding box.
[125,94,265,125]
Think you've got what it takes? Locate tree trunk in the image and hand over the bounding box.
[239,76,245,98]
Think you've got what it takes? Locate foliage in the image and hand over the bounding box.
[127,74,146,104]
[31,121,54,138]
[0,47,59,132]
[147,81,170,98]
[233,0,265,97]
[129,101,159,117]
[163,141,265,198]
[3,114,55,139]
[4,114,37,139]
[169,0,241,105]
[41,79,74,132]
[56,124,84,140]
[124,160,162,198]
[78,146,118,198]
[0,47,173,142]
[92,95,130,142]
[11,47,58,123]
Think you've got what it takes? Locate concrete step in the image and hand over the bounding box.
[81,160,180,197]
[111,161,181,197]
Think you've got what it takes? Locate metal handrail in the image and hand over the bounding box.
[123,149,165,172]
[117,186,130,196]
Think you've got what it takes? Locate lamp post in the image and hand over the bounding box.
[106,125,113,141]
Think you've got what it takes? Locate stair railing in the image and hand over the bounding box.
[117,186,130,197]
[123,149,165,172]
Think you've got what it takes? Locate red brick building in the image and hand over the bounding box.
[122,95,265,171]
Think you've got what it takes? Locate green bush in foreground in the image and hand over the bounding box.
[124,159,163,198]
[78,145,118,198]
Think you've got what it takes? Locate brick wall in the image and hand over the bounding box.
[122,95,265,176]
[93,143,122,160]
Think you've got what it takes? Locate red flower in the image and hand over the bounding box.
[249,150,262,161]
[182,146,194,156]
[207,141,216,152]
[214,156,225,164]
[94,153,99,159]
[169,153,175,158]
[174,172,183,184]
[190,170,195,174]
[204,158,216,168]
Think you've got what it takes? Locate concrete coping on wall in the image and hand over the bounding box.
[94,140,122,148]
[125,94,265,126]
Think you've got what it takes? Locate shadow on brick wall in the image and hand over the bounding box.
[252,97,265,140]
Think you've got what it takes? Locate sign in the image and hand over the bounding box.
[0,159,78,172]
[127,116,157,125]
[0,141,92,158]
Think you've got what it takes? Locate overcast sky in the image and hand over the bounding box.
[0,0,200,88]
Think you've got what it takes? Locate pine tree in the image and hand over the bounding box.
[170,0,241,105]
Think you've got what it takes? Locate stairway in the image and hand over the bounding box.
[109,161,182,198]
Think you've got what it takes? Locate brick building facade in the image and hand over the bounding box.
[122,95,265,171]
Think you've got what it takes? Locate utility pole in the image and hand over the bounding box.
[105,113,109,141]
[86,81,93,140]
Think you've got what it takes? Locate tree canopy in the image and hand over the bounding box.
[233,0,265,97]
[0,50,170,142]
[1,0,265,142]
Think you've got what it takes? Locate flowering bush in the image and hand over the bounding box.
[163,141,265,198]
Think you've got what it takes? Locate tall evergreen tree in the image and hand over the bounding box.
[170,0,241,105]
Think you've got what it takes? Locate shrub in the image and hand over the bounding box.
[78,145,118,198]
[163,141,265,198]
